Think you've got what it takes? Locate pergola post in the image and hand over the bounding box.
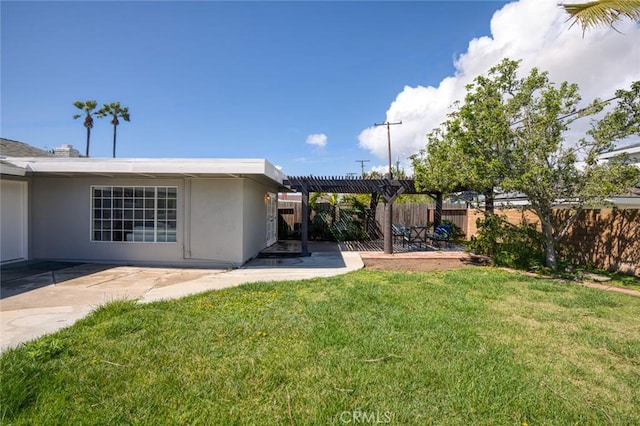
[384,200,393,254]
[301,188,309,257]
[434,192,443,228]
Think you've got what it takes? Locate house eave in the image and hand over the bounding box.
[2,157,287,186]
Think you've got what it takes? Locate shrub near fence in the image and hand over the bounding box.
[468,207,640,277]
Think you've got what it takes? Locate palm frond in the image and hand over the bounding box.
[561,0,640,32]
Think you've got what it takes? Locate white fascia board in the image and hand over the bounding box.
[0,162,26,176]
[7,157,287,184]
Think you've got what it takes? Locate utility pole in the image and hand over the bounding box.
[373,120,402,254]
[356,159,370,177]
[374,121,402,178]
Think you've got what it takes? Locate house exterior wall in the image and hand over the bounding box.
[30,177,185,264]
[241,179,273,262]
[187,178,244,265]
[1,177,29,262]
[28,175,279,266]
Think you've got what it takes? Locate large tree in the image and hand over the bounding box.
[561,0,640,33]
[413,60,640,270]
[412,58,521,214]
[72,100,98,157]
[504,74,639,269]
[97,102,130,158]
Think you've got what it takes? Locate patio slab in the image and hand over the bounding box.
[1,245,363,352]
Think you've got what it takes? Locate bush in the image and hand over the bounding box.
[469,214,545,270]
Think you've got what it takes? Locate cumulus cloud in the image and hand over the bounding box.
[306,133,328,148]
[358,0,640,167]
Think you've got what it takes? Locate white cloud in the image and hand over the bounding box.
[358,0,640,167]
[306,133,328,148]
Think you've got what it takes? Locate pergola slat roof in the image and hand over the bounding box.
[284,176,438,200]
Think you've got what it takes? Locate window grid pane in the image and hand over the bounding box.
[91,186,176,243]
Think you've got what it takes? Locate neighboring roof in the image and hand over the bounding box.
[1,157,287,186]
[599,142,640,161]
[0,138,54,157]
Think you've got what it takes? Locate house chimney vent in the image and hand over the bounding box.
[53,144,80,157]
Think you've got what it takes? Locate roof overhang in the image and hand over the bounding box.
[0,160,27,177]
[1,157,287,188]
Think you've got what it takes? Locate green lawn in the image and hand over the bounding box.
[2,268,640,425]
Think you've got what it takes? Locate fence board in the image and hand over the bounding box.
[375,203,468,234]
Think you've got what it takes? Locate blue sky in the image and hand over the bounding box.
[2,1,507,175]
[2,1,638,176]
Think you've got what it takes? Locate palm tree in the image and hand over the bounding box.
[72,100,98,157]
[97,102,130,158]
[561,0,640,33]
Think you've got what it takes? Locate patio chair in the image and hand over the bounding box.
[392,223,408,243]
[426,224,452,248]
[403,226,428,249]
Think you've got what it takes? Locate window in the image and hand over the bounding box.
[92,186,177,242]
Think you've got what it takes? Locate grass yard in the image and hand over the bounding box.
[2,268,639,424]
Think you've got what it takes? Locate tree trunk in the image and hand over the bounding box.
[484,189,495,216]
[85,127,91,158]
[112,125,118,158]
[540,212,557,270]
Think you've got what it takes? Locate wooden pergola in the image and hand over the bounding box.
[283,176,445,256]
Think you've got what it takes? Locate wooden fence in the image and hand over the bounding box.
[375,202,469,234]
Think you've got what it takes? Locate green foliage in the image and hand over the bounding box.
[23,337,67,362]
[413,58,640,270]
[440,219,464,240]
[308,195,372,241]
[469,214,545,270]
[411,58,521,200]
[561,0,640,33]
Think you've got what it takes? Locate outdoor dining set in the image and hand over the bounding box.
[392,223,454,250]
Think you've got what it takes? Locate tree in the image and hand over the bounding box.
[412,59,640,270]
[97,102,130,158]
[561,0,640,33]
[72,100,98,157]
[411,58,521,215]
[503,73,639,270]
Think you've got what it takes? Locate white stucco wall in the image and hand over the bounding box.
[30,177,185,264]
[241,179,273,262]
[187,178,244,265]
[29,175,280,266]
[1,178,29,262]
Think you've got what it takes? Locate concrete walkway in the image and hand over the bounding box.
[1,244,363,352]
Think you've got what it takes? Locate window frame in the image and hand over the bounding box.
[90,185,178,243]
